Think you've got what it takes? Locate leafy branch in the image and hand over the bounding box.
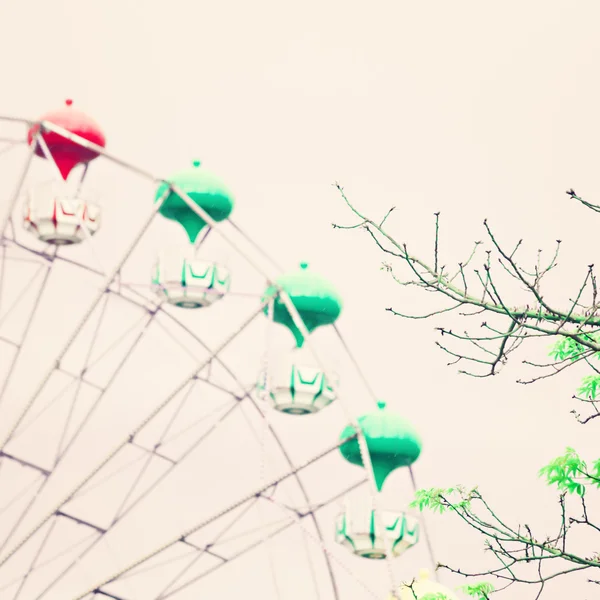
[409,448,600,597]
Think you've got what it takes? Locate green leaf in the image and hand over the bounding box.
[410,487,475,516]
[539,447,590,494]
[548,332,600,362]
[410,489,446,514]
[459,581,495,599]
[591,458,600,487]
[577,375,600,400]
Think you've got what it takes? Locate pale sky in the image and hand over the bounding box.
[0,1,598,598]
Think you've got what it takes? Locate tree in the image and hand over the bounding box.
[333,185,600,599]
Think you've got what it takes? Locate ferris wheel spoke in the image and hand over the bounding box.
[261,492,381,600]
[35,251,158,314]
[10,517,58,600]
[2,305,147,463]
[6,373,93,446]
[54,368,106,397]
[0,302,266,576]
[158,521,298,599]
[111,547,197,587]
[0,244,6,321]
[106,335,275,520]
[226,218,284,274]
[31,527,105,600]
[0,528,97,597]
[0,190,167,457]
[0,263,46,331]
[75,434,357,600]
[31,390,248,600]
[176,498,285,553]
[17,393,243,600]
[6,219,16,246]
[156,386,240,447]
[53,294,111,462]
[407,467,438,578]
[6,338,235,572]
[150,498,260,600]
[150,312,215,367]
[0,255,50,396]
[332,323,380,404]
[239,398,343,599]
[151,310,248,399]
[1,245,160,321]
[0,297,160,550]
[0,469,45,520]
[6,240,100,280]
[111,400,239,525]
[0,335,18,349]
[72,308,154,384]
[0,471,47,567]
[152,306,345,599]
[152,477,369,600]
[137,301,346,600]
[0,515,112,600]
[0,137,36,240]
[239,400,323,599]
[257,421,283,600]
[0,474,54,560]
[48,295,158,467]
[0,250,48,267]
[98,376,280,537]
[18,515,106,600]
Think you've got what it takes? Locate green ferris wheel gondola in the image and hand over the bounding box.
[339,401,422,492]
[155,160,234,243]
[262,262,343,348]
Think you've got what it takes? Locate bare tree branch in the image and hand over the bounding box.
[333,183,600,422]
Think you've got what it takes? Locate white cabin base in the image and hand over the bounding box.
[23,186,100,245]
[152,256,230,309]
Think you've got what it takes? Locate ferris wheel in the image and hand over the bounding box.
[0,100,457,600]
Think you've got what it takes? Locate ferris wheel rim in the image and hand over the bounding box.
[0,109,438,599]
